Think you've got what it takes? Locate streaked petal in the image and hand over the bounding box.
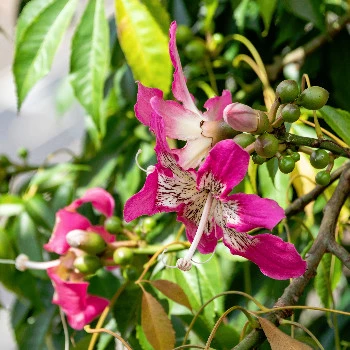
[169,21,200,114]
[227,193,285,232]
[202,90,232,122]
[150,96,202,140]
[67,188,114,217]
[223,231,307,280]
[44,210,91,254]
[197,140,249,197]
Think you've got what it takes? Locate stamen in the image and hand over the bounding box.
[135,149,155,175]
[191,249,216,265]
[176,193,213,271]
[15,254,60,271]
[160,249,178,269]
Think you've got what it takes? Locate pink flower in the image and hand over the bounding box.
[135,21,234,169]
[44,188,115,254]
[124,114,306,279]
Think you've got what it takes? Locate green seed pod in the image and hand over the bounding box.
[113,247,134,266]
[74,255,102,274]
[143,217,156,233]
[255,134,279,158]
[17,147,28,159]
[281,104,300,123]
[278,156,295,174]
[315,170,331,186]
[290,152,300,162]
[176,25,193,45]
[252,153,266,165]
[105,216,123,234]
[297,86,329,110]
[184,40,207,61]
[253,111,270,135]
[233,133,256,148]
[66,230,106,255]
[276,80,299,103]
[310,149,330,169]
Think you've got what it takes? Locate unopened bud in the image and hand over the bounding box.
[233,133,255,148]
[66,229,106,255]
[223,103,259,133]
[74,255,102,274]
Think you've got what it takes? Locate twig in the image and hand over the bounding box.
[327,241,350,271]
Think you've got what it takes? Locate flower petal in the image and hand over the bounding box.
[169,21,200,115]
[67,188,114,217]
[44,210,91,254]
[202,90,232,122]
[47,267,109,330]
[135,82,163,126]
[150,96,202,140]
[197,140,249,197]
[227,193,285,232]
[223,231,307,279]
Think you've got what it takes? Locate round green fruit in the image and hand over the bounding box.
[276,80,299,103]
[297,86,329,110]
[281,104,300,123]
[315,171,331,186]
[184,40,207,61]
[278,156,295,174]
[233,133,256,148]
[113,247,134,266]
[74,255,102,274]
[290,152,300,162]
[255,134,279,158]
[176,25,193,45]
[310,149,330,169]
[252,153,266,165]
[105,216,123,234]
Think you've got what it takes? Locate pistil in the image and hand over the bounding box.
[15,254,61,271]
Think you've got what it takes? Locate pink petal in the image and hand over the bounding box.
[150,96,202,140]
[197,140,250,197]
[169,21,200,115]
[223,232,307,280]
[88,225,115,244]
[202,90,232,122]
[44,210,91,255]
[135,82,163,126]
[223,102,258,132]
[67,188,114,217]
[47,267,109,330]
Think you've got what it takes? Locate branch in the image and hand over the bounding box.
[327,241,350,271]
[233,165,350,350]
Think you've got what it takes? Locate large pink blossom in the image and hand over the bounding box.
[124,115,306,280]
[135,21,234,169]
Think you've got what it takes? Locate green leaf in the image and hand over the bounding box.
[257,0,277,35]
[136,324,153,350]
[319,106,350,146]
[13,0,78,108]
[70,0,110,129]
[0,194,24,217]
[115,0,172,93]
[25,194,55,230]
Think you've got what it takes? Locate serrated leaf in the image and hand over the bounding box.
[259,317,312,349]
[257,0,277,35]
[115,0,172,93]
[136,324,153,350]
[13,0,78,108]
[150,279,192,310]
[141,290,176,350]
[319,106,350,146]
[70,0,110,129]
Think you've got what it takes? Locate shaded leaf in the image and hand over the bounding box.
[70,0,110,129]
[319,106,350,146]
[257,0,277,35]
[259,317,312,350]
[24,194,55,230]
[13,0,78,108]
[141,290,176,350]
[115,0,172,93]
[150,279,192,310]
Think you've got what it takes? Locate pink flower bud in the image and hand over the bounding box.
[223,103,259,133]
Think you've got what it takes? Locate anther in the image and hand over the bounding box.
[135,149,155,175]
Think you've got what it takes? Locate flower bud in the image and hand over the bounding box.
[66,229,106,255]
[223,103,259,133]
[276,80,299,103]
[255,134,279,158]
[253,111,269,135]
[74,255,102,274]
[233,133,256,148]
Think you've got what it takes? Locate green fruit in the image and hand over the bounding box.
[176,25,193,45]
[315,171,331,186]
[233,133,256,148]
[278,156,295,174]
[297,86,329,110]
[253,111,270,135]
[276,80,299,103]
[122,265,138,281]
[281,104,300,123]
[17,147,28,159]
[66,230,106,255]
[310,149,330,169]
[113,247,134,266]
[255,134,279,158]
[184,40,207,60]
[290,152,300,162]
[143,217,156,233]
[74,255,102,274]
[252,154,266,165]
[105,216,123,234]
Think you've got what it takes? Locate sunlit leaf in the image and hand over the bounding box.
[150,279,192,310]
[13,0,78,108]
[0,195,24,217]
[115,0,172,93]
[141,290,175,350]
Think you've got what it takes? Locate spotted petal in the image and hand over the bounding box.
[223,231,307,279]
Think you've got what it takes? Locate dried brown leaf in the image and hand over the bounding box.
[141,290,176,350]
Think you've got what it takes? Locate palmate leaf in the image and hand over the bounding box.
[115,0,172,94]
[70,0,110,131]
[13,0,78,109]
